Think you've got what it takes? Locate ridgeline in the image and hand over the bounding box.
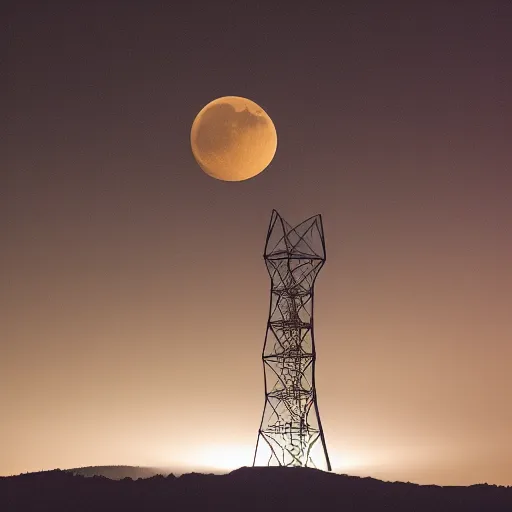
[1,466,510,511]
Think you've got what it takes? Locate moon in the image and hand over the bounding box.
[191,96,277,181]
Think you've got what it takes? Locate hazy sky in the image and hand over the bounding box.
[2,1,511,485]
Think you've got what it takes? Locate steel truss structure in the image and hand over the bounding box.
[253,210,331,471]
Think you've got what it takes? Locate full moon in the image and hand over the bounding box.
[191,96,277,181]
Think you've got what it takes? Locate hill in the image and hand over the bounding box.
[1,466,510,511]
[65,465,167,480]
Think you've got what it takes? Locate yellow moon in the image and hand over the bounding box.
[191,96,277,181]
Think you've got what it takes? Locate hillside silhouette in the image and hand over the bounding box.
[66,465,167,480]
[1,466,510,511]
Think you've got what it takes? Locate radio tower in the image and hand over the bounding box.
[253,210,331,471]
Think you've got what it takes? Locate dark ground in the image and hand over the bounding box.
[1,466,510,511]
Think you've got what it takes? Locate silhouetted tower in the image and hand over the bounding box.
[253,210,331,471]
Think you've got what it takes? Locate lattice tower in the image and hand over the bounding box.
[253,210,331,470]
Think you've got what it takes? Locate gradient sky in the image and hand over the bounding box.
[2,1,511,485]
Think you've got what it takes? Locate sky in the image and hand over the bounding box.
[2,1,511,485]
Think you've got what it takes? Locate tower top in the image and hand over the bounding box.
[264,210,326,261]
